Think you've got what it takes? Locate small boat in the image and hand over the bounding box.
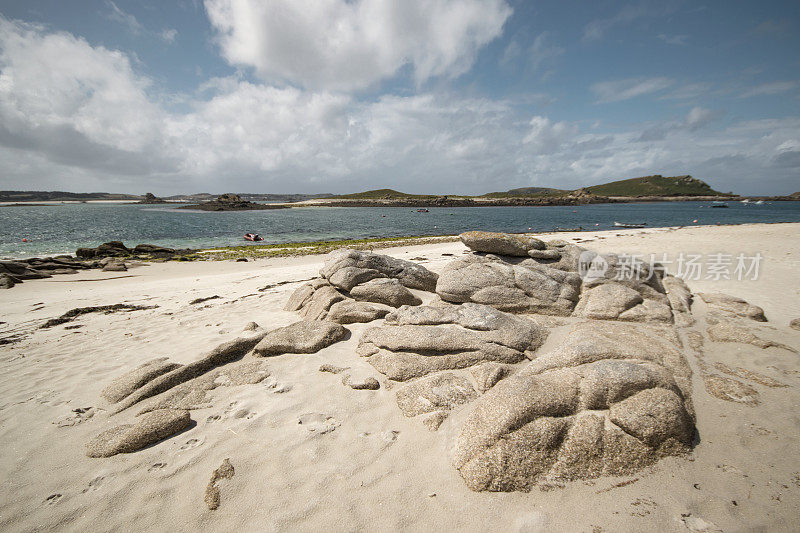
[244,233,263,241]
[741,199,751,204]
[613,222,646,228]
[417,208,430,213]
[755,200,764,205]
[710,201,729,208]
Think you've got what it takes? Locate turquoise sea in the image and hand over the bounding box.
[1,201,799,259]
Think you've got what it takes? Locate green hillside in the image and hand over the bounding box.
[332,188,438,199]
[584,175,727,197]
[484,186,569,198]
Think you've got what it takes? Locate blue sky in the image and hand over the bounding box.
[0,0,798,195]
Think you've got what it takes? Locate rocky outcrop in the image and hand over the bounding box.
[663,275,694,326]
[178,193,289,211]
[0,274,17,289]
[284,279,346,320]
[359,303,547,381]
[459,231,545,257]
[253,321,348,356]
[113,330,268,413]
[0,260,54,280]
[450,320,694,491]
[436,255,581,315]
[101,358,182,403]
[698,293,767,322]
[86,409,191,458]
[395,373,477,417]
[349,278,422,307]
[326,300,392,324]
[102,260,127,272]
[138,192,167,204]
[320,249,438,292]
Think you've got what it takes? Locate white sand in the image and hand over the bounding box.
[1,223,799,531]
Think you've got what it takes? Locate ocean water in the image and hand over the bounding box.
[1,201,798,259]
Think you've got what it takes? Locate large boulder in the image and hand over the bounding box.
[698,293,766,322]
[358,303,548,381]
[253,321,348,356]
[349,278,422,307]
[435,255,581,315]
[320,249,438,292]
[573,252,673,323]
[284,279,346,320]
[0,260,51,280]
[459,231,545,257]
[133,244,176,255]
[86,409,191,458]
[450,320,695,492]
[0,274,17,289]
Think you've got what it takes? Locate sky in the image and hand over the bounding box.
[0,0,798,196]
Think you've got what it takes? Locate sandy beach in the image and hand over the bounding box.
[1,223,799,532]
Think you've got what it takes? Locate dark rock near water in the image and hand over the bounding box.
[0,274,17,289]
[178,193,289,211]
[138,192,168,204]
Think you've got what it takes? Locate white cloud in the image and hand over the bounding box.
[204,0,512,91]
[106,1,143,35]
[684,107,717,131]
[739,80,799,98]
[0,17,171,176]
[657,33,688,46]
[583,3,652,42]
[160,28,178,43]
[591,77,674,103]
[522,116,576,154]
[1,16,799,195]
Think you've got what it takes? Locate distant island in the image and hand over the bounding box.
[3,175,798,208]
[177,193,290,211]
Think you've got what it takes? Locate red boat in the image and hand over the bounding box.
[244,233,263,241]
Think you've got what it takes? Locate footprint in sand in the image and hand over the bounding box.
[179,438,203,451]
[148,462,167,472]
[298,413,339,434]
[45,494,62,504]
[81,476,105,493]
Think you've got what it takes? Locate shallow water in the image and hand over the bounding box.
[1,200,798,259]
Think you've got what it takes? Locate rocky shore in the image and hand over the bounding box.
[178,193,290,211]
[1,223,798,531]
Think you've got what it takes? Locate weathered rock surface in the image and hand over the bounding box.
[86,409,191,457]
[702,374,759,406]
[791,318,800,331]
[101,358,182,403]
[113,331,267,413]
[253,321,348,356]
[663,275,694,326]
[284,279,346,320]
[342,375,380,390]
[436,255,581,315]
[360,303,547,381]
[698,292,766,322]
[395,372,477,417]
[470,362,510,393]
[0,260,51,280]
[519,242,585,271]
[450,320,694,491]
[349,278,422,307]
[326,300,392,324]
[102,260,128,272]
[573,252,673,323]
[0,274,16,289]
[459,231,545,257]
[320,249,438,292]
[707,322,797,352]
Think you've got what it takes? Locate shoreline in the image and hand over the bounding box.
[2,220,799,262]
